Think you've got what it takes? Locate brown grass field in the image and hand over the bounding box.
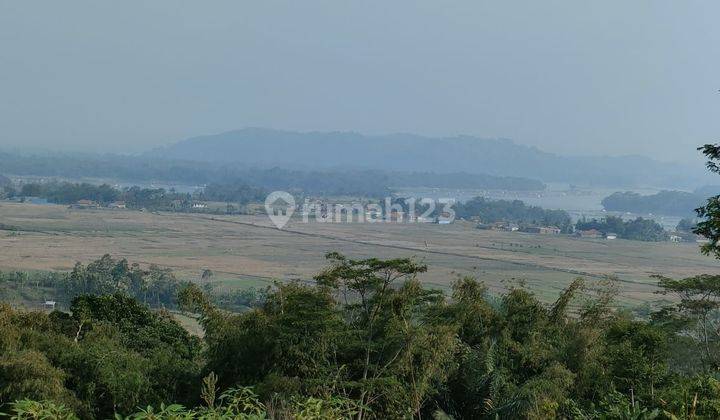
[1,202,719,306]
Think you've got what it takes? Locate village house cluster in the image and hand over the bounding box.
[476,221,563,235]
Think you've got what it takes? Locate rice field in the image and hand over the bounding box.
[1,201,718,306]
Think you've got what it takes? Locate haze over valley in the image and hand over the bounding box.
[3,2,720,418]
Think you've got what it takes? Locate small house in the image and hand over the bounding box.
[577,229,603,239]
[522,226,559,234]
[72,199,99,209]
[539,226,561,235]
[492,222,518,232]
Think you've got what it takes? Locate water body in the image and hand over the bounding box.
[394,184,683,229]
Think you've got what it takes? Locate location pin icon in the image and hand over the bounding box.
[265,191,296,229]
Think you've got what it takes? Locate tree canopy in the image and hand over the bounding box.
[4,252,720,418]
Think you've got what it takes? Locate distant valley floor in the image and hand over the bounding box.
[1,202,717,307]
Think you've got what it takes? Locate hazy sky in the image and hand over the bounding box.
[1,1,718,162]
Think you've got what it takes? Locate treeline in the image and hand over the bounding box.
[0,152,545,197]
[576,215,669,241]
[455,196,574,232]
[0,255,184,309]
[6,181,266,211]
[10,182,195,210]
[0,294,203,418]
[0,255,266,313]
[197,183,267,204]
[387,171,545,190]
[216,170,545,197]
[676,217,697,233]
[17,182,120,205]
[5,253,720,418]
[602,190,704,217]
[383,196,574,231]
[449,197,668,241]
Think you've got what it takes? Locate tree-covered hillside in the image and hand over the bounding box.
[0,153,545,197]
[602,190,704,217]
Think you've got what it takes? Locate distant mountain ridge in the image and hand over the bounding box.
[149,128,710,188]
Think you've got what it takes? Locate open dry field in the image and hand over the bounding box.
[1,202,719,306]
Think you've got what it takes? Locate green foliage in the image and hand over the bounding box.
[0,150,545,198]
[15,182,203,212]
[8,251,720,418]
[9,144,720,417]
[177,253,460,418]
[692,143,720,257]
[210,288,266,312]
[676,217,697,233]
[287,395,363,419]
[0,351,73,406]
[199,184,267,205]
[602,190,703,217]
[20,182,119,205]
[453,197,574,232]
[2,399,79,420]
[0,291,201,419]
[576,215,669,241]
[2,254,187,309]
[654,274,720,370]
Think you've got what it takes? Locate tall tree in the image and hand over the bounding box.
[695,144,720,257]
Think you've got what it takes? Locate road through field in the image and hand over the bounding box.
[201,215,610,279]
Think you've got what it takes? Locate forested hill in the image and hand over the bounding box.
[0,154,544,195]
[601,190,706,217]
[149,128,710,188]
